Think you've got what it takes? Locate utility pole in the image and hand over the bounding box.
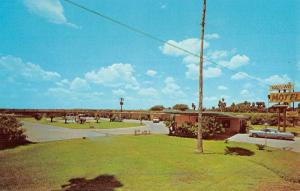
[197,0,206,153]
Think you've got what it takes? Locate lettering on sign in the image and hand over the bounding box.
[269,92,300,103]
[286,111,299,118]
[269,83,294,91]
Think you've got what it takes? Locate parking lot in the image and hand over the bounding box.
[229,133,300,153]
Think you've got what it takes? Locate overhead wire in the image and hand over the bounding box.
[63,0,271,86]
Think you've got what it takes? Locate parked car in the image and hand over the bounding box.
[153,118,160,123]
[249,128,294,140]
[111,117,123,122]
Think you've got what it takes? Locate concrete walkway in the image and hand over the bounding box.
[22,120,168,143]
[228,134,300,153]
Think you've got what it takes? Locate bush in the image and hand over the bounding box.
[150,105,164,111]
[33,113,43,121]
[256,144,265,150]
[172,104,189,111]
[0,116,28,149]
[46,113,56,122]
[250,114,277,126]
[171,117,224,139]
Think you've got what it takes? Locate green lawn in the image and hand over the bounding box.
[0,135,299,190]
[21,117,144,129]
[251,124,300,136]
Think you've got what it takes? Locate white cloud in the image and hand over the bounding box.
[0,55,60,81]
[162,77,185,97]
[138,87,158,97]
[146,69,157,77]
[218,85,228,90]
[23,0,78,28]
[243,83,254,89]
[207,50,228,61]
[231,72,250,80]
[219,54,250,69]
[47,87,103,100]
[240,89,251,97]
[205,33,220,40]
[70,77,90,91]
[160,3,167,9]
[186,65,222,79]
[182,55,199,65]
[56,79,69,87]
[204,67,222,78]
[112,89,126,96]
[160,38,209,57]
[85,63,139,89]
[185,64,198,80]
[264,74,291,84]
[204,96,218,101]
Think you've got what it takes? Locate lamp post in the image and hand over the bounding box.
[120,98,124,112]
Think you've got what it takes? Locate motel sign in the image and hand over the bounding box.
[269,92,300,103]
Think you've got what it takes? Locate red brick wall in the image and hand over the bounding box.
[175,115,197,127]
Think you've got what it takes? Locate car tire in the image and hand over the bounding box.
[252,133,258,138]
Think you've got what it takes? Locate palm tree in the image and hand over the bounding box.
[192,103,196,110]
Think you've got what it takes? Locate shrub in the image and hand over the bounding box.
[256,144,265,150]
[150,105,164,111]
[33,113,43,121]
[0,116,27,149]
[250,114,277,126]
[171,117,224,139]
[46,113,56,122]
[172,104,189,111]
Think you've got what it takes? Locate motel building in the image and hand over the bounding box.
[163,110,249,135]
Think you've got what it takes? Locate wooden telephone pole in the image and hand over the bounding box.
[197,0,206,153]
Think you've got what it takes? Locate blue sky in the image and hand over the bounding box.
[0,0,299,109]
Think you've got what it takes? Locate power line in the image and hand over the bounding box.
[63,0,271,86]
[63,0,200,58]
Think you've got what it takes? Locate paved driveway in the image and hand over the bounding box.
[22,119,168,143]
[228,134,300,153]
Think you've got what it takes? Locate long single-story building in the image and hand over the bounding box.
[163,110,249,134]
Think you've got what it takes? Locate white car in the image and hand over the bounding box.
[152,118,160,123]
[249,128,294,140]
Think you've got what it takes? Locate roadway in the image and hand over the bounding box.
[22,119,168,143]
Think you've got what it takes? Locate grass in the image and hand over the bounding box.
[21,117,144,129]
[251,124,300,136]
[0,135,299,190]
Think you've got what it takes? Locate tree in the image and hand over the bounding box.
[47,113,56,122]
[150,105,164,111]
[192,103,196,110]
[170,116,223,139]
[0,116,27,149]
[62,113,68,124]
[172,104,189,111]
[218,98,226,112]
[33,113,43,121]
[94,112,101,123]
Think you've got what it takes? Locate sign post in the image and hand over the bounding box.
[268,82,297,132]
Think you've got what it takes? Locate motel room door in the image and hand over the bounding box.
[222,120,230,129]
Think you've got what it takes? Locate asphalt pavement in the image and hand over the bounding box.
[228,133,300,153]
[22,119,168,143]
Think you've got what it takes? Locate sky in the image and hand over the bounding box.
[0,0,299,109]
